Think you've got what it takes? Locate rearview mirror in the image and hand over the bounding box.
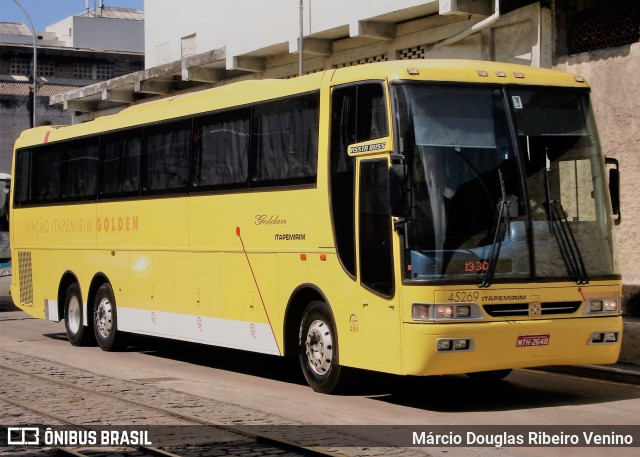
[605,157,621,224]
[389,154,408,217]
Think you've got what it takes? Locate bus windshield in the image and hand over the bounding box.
[394,84,618,284]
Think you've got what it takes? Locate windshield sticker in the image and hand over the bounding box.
[512,96,523,109]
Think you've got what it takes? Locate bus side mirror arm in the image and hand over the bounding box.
[605,157,621,225]
[389,153,408,222]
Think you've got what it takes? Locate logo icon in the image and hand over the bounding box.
[528,302,542,318]
[7,427,40,445]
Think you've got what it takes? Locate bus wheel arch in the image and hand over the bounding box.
[283,285,328,357]
[59,272,94,346]
[284,285,342,393]
[89,274,124,351]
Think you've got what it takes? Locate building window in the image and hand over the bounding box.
[569,0,640,54]
[38,61,55,77]
[181,34,197,59]
[72,63,114,80]
[74,63,93,79]
[96,63,114,80]
[10,57,30,75]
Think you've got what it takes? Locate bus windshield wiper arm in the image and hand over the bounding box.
[549,199,589,285]
[479,169,510,288]
[543,157,588,285]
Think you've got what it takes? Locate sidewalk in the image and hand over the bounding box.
[541,362,640,385]
[620,317,640,365]
[540,317,640,385]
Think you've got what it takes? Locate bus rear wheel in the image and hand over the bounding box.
[93,283,124,351]
[64,282,94,346]
[298,301,341,394]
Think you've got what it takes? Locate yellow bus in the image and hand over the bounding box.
[10,60,622,393]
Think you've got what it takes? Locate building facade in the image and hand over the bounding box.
[552,0,640,312]
[0,7,144,174]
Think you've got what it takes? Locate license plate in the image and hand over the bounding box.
[516,334,550,347]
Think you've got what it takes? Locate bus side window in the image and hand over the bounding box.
[13,149,30,206]
[61,139,98,201]
[143,121,191,194]
[31,145,62,203]
[330,82,389,279]
[356,83,388,140]
[330,86,357,277]
[251,94,319,187]
[100,130,142,198]
[359,159,393,296]
[192,109,250,190]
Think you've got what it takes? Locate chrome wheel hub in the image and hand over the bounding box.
[305,319,333,376]
[67,296,81,334]
[95,297,113,339]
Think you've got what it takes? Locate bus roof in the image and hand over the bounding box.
[15,59,588,149]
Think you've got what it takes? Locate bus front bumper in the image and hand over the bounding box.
[402,316,623,376]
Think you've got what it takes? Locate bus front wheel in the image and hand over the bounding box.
[298,301,341,394]
[93,283,124,351]
[64,282,94,346]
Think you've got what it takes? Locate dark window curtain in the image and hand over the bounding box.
[193,111,250,189]
[100,132,141,197]
[252,94,319,185]
[61,141,98,200]
[328,83,387,278]
[357,83,388,142]
[31,146,61,203]
[13,149,31,205]
[359,159,393,296]
[143,121,191,193]
[330,86,357,276]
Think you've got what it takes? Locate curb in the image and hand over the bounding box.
[537,363,640,385]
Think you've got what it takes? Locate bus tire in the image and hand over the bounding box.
[466,369,512,381]
[298,301,341,394]
[93,283,124,351]
[64,282,94,346]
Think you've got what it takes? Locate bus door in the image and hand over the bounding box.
[355,156,401,372]
[330,82,401,373]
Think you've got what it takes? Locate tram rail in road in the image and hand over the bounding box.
[0,362,346,457]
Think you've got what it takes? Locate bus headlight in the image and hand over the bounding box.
[0,267,11,277]
[603,300,618,312]
[456,305,471,318]
[586,298,619,314]
[436,305,454,319]
[412,304,430,321]
[412,303,482,322]
[590,300,603,312]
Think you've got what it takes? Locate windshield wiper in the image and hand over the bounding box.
[479,169,510,288]
[549,200,589,285]
[543,157,588,285]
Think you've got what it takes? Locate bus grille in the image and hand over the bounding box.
[483,301,581,317]
[17,251,33,307]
